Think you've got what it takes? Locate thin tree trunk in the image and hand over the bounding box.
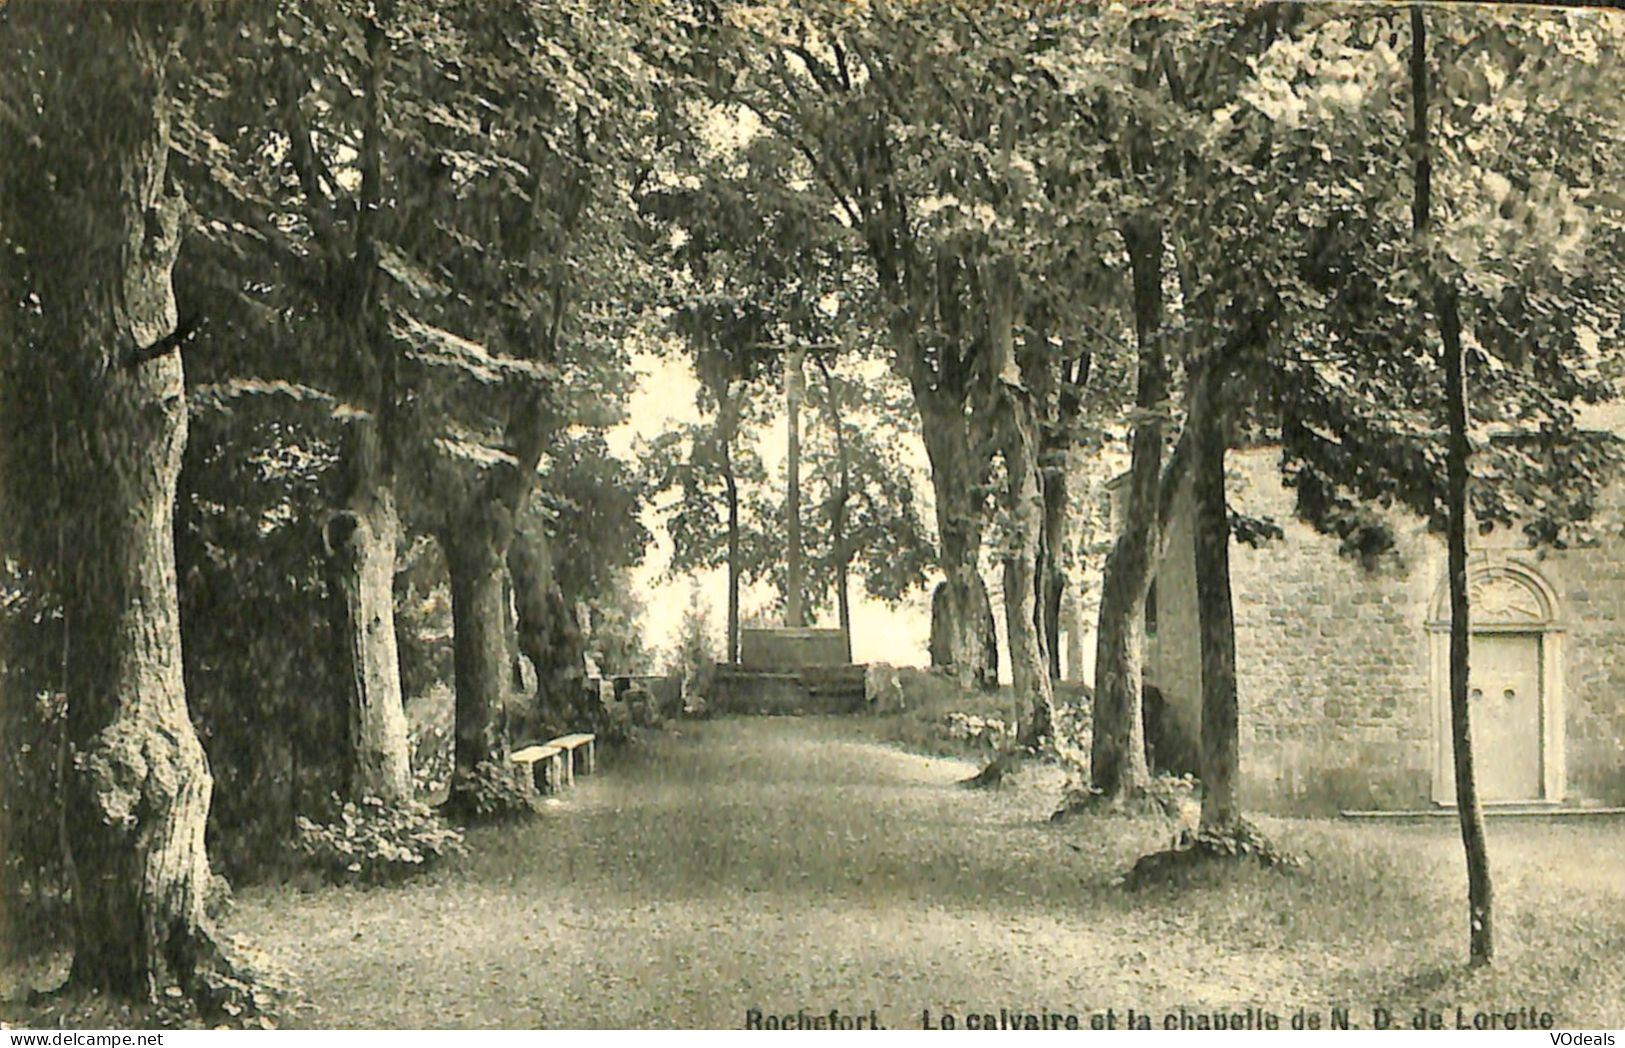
[1091,213,1166,799]
[1030,321,1083,685]
[1039,472,1068,682]
[1003,462,1054,749]
[1036,355,1090,685]
[816,359,854,661]
[835,539,853,660]
[785,348,805,627]
[1191,364,1240,831]
[1412,3,1492,968]
[1441,281,1491,965]
[442,526,509,804]
[504,571,522,691]
[720,391,742,663]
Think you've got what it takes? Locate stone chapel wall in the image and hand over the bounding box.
[1145,445,1625,812]
[1150,447,1623,811]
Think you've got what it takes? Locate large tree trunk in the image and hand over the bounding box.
[60,236,213,995]
[320,0,410,805]
[1412,5,1492,967]
[509,519,586,730]
[920,394,997,689]
[429,428,552,804]
[61,365,216,994]
[442,525,510,804]
[3,6,238,998]
[989,264,1054,748]
[1002,451,1054,748]
[1191,366,1240,831]
[1092,536,1154,797]
[1090,213,1166,799]
[323,457,412,802]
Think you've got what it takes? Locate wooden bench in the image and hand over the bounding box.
[543,733,597,780]
[509,743,565,793]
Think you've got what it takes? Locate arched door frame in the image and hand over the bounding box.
[1426,554,1564,804]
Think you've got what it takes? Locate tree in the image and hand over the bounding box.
[402,0,659,808]
[174,0,422,802]
[175,0,659,809]
[1411,2,1486,969]
[1131,8,1309,830]
[1137,5,1622,858]
[1069,7,1315,804]
[512,432,650,732]
[508,509,587,732]
[641,128,827,659]
[1192,4,1625,910]
[751,349,936,635]
[644,394,770,664]
[702,2,1016,689]
[808,353,935,639]
[668,577,718,696]
[1030,318,1101,682]
[0,0,252,1003]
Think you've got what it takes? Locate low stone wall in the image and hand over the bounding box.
[710,663,867,715]
[612,674,683,719]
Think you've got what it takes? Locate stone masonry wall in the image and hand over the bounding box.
[1147,446,1625,812]
[1518,514,1625,804]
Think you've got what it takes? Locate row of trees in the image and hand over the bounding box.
[666,0,1625,967]
[2,0,1622,1008]
[1,0,670,1001]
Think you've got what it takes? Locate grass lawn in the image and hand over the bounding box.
[5,713,1621,1029]
[219,716,1625,1028]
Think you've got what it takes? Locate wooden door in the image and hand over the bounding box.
[1466,633,1543,802]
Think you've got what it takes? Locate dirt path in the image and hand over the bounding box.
[228,717,1625,1029]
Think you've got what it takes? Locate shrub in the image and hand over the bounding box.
[941,711,1012,750]
[0,683,70,958]
[1180,818,1303,868]
[406,683,454,798]
[457,758,539,823]
[1,568,71,959]
[599,697,634,745]
[177,414,352,882]
[666,579,716,700]
[395,537,454,702]
[293,795,465,885]
[410,717,453,798]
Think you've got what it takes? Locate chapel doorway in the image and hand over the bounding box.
[1466,633,1542,802]
[1430,560,1563,805]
